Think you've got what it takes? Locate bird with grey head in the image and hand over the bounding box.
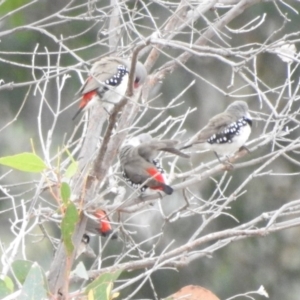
[119,133,189,195]
[181,101,252,161]
[73,56,147,120]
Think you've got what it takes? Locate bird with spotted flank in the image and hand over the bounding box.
[181,101,252,160]
[119,134,190,195]
[72,56,147,120]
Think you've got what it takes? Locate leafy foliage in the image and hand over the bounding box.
[61,202,79,255]
[85,271,122,300]
[19,263,48,300]
[0,153,47,173]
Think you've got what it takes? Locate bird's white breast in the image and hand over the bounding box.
[207,123,251,156]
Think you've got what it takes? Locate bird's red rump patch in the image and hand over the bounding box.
[79,90,97,108]
[94,210,112,235]
[146,167,165,191]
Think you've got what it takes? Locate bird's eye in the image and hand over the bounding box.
[135,77,140,83]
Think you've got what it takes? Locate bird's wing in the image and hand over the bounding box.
[79,57,128,95]
[123,160,166,188]
[192,112,236,143]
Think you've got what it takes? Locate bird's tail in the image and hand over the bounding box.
[72,107,84,120]
[179,143,192,150]
[162,184,173,195]
[162,146,190,158]
[148,183,173,195]
[152,140,190,158]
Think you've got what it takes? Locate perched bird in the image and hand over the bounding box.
[119,134,189,195]
[72,56,147,120]
[85,209,117,239]
[76,210,116,258]
[181,101,252,159]
[76,234,96,259]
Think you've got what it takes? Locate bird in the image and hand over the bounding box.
[75,210,116,259]
[85,209,117,239]
[181,101,252,160]
[76,210,116,258]
[72,56,147,120]
[119,134,190,195]
[76,234,96,259]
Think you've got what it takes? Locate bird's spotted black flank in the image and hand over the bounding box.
[105,65,128,86]
[96,65,128,97]
[207,116,251,145]
[152,159,164,174]
[122,160,165,193]
[122,171,147,192]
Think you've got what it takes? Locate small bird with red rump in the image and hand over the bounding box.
[72,56,147,120]
[85,209,117,239]
[119,134,189,195]
[76,210,116,258]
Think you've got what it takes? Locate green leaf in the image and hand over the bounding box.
[12,260,34,284]
[85,270,122,300]
[64,148,78,178]
[61,202,79,256]
[3,276,14,292]
[72,262,89,280]
[19,263,48,300]
[60,182,71,206]
[0,279,12,298]
[64,161,78,178]
[88,284,109,300]
[0,153,47,173]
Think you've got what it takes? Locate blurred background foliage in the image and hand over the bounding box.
[0,0,300,299]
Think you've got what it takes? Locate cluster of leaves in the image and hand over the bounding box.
[0,153,122,299]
